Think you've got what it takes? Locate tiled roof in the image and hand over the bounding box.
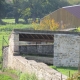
[62,5,80,18]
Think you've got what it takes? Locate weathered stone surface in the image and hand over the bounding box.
[4,30,80,80]
[12,56,67,80]
[3,46,8,68]
[54,34,80,67]
[25,55,53,64]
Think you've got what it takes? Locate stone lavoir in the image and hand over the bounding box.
[3,29,80,80]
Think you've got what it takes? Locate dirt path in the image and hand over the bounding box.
[0,70,19,80]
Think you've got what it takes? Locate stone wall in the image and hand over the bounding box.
[12,56,67,80]
[54,34,80,67]
[3,46,67,80]
[3,46,8,68]
[19,44,53,56]
[4,30,80,80]
[8,32,19,68]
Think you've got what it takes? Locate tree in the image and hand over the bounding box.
[21,0,52,22]
[21,0,44,22]
[21,8,31,23]
[33,16,59,31]
[59,0,70,7]
[0,0,5,24]
[5,3,14,18]
[40,16,59,30]
[13,0,21,23]
[5,0,71,24]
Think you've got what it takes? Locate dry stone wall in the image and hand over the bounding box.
[8,32,19,68]
[13,56,67,80]
[3,46,8,68]
[54,34,80,67]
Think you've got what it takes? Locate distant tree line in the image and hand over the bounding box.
[0,0,80,24]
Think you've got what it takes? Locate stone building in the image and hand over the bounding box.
[3,29,80,80]
[4,29,80,67]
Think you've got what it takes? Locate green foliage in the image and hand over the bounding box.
[20,73,38,80]
[22,8,31,23]
[4,0,71,23]
[67,0,80,4]
[0,74,14,80]
[0,24,33,32]
[74,27,80,32]
[3,69,39,80]
[0,0,5,18]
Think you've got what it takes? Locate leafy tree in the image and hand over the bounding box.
[13,0,21,23]
[67,0,80,5]
[21,0,44,22]
[0,0,6,24]
[59,0,70,7]
[33,16,59,31]
[40,16,59,30]
[5,0,71,24]
[5,3,14,18]
[21,8,31,23]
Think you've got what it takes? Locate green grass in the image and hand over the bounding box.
[4,69,39,80]
[0,74,14,80]
[50,66,78,77]
[2,19,25,24]
[0,24,33,32]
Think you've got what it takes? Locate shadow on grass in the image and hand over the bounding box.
[50,65,78,71]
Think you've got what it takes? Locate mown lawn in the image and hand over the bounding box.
[2,19,25,24]
[50,66,78,77]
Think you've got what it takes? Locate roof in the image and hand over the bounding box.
[62,5,80,18]
[12,29,54,42]
[10,29,80,42]
[12,29,80,35]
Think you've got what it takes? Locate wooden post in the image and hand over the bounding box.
[61,73,62,80]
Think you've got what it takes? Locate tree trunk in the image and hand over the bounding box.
[15,17,19,24]
[0,19,3,24]
[32,14,36,22]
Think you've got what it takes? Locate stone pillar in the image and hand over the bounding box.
[9,32,19,55]
[8,32,19,68]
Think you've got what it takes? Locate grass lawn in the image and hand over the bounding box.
[50,66,78,77]
[2,19,25,24]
